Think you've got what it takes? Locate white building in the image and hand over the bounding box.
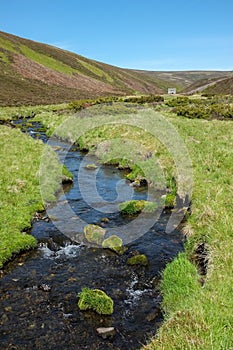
[168,88,176,94]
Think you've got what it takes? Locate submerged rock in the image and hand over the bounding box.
[102,235,126,255]
[100,217,110,223]
[85,163,98,170]
[39,283,52,292]
[62,175,73,184]
[78,288,114,315]
[96,327,115,339]
[84,224,106,245]
[127,254,148,266]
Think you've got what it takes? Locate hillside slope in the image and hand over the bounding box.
[202,76,233,95]
[0,31,232,105]
[0,31,164,106]
[135,70,233,93]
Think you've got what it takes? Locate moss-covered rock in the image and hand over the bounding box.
[78,287,114,315]
[102,235,126,255]
[100,217,110,223]
[127,254,148,266]
[119,200,157,215]
[85,163,98,170]
[84,224,106,245]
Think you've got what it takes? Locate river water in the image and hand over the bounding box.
[0,120,185,350]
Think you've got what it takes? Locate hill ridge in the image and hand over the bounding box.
[0,30,232,105]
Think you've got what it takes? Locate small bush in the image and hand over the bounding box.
[167,95,233,120]
[124,95,164,104]
[165,96,190,107]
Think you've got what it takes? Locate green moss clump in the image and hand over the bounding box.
[127,254,148,266]
[102,235,126,255]
[78,287,114,315]
[119,200,157,215]
[126,164,145,182]
[84,224,106,245]
[165,193,176,208]
[62,165,73,183]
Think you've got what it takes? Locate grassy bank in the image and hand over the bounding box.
[0,125,64,267]
[144,116,233,349]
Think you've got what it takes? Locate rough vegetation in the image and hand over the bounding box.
[203,76,233,95]
[166,95,233,119]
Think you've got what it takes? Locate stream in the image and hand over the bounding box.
[0,120,185,350]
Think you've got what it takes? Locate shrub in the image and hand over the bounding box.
[124,95,164,104]
[165,96,190,107]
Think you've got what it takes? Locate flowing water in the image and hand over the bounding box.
[0,120,185,350]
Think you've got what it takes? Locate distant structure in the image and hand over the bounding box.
[168,88,176,95]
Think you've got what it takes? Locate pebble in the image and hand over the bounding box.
[39,283,51,292]
[96,327,116,339]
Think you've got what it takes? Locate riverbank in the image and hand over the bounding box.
[0,124,66,267]
[144,115,233,349]
[0,99,232,348]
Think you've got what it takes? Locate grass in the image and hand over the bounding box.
[77,58,114,83]
[0,125,65,267]
[0,51,9,64]
[0,103,68,121]
[0,37,17,53]
[143,114,233,349]
[20,45,79,75]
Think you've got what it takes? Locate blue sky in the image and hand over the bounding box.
[0,0,232,71]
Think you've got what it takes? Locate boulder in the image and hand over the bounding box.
[84,224,106,245]
[85,163,98,170]
[127,254,148,266]
[102,235,126,255]
[96,327,115,339]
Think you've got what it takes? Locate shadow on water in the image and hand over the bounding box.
[0,120,185,350]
